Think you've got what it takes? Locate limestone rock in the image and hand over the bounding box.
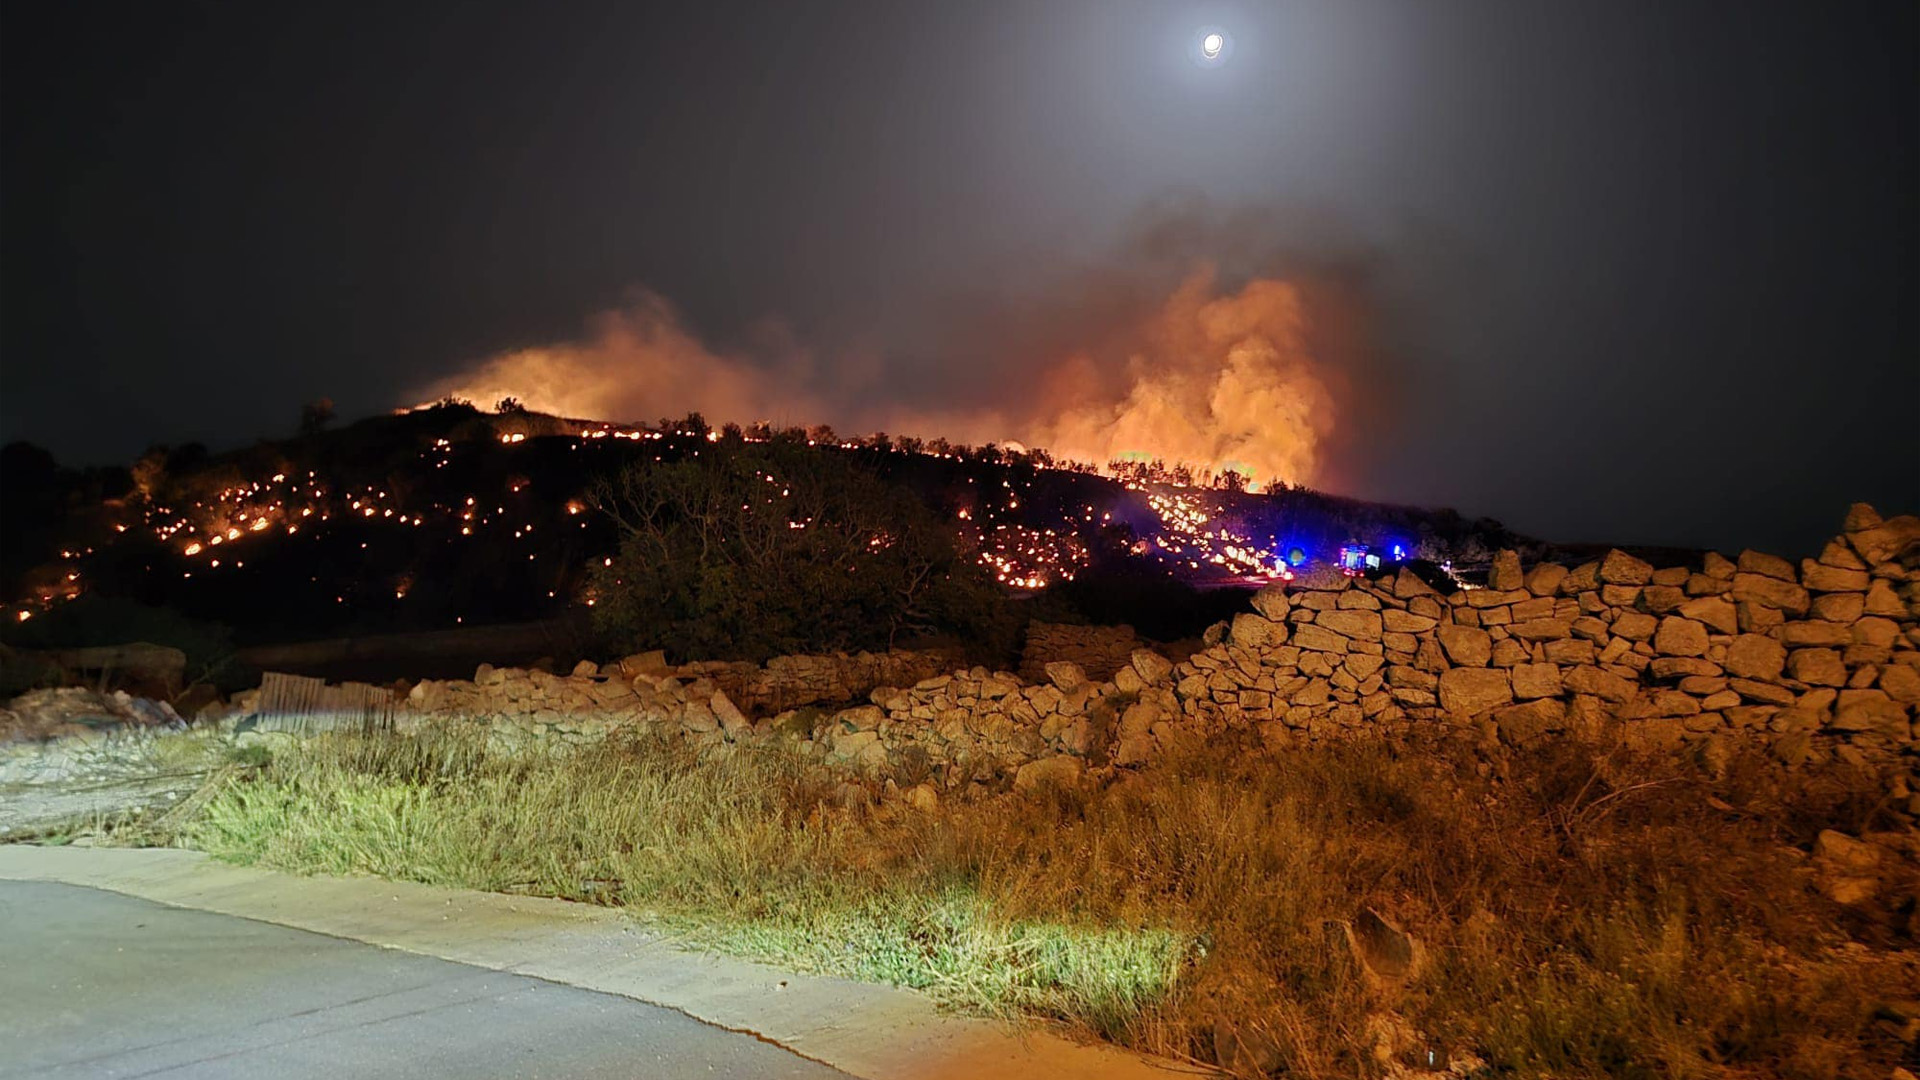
[1639,585,1687,614]
[1637,690,1702,718]
[1525,562,1570,598]
[1130,649,1174,686]
[1510,596,1555,622]
[1014,755,1084,791]
[1649,656,1719,679]
[1391,568,1437,599]
[1489,550,1524,591]
[1438,667,1513,715]
[1044,662,1087,691]
[1387,665,1438,690]
[1335,589,1382,610]
[1728,678,1796,705]
[1511,662,1564,700]
[1317,609,1383,642]
[1344,907,1425,990]
[1291,624,1350,654]
[1881,663,1920,704]
[680,700,720,733]
[1599,549,1654,586]
[1786,648,1846,687]
[1846,513,1920,565]
[1800,560,1868,593]
[1250,584,1290,620]
[1812,829,1881,901]
[980,675,1018,699]
[1113,732,1154,766]
[1343,652,1385,679]
[711,691,751,736]
[1843,503,1884,531]
[1809,593,1866,623]
[1490,638,1528,668]
[1564,665,1635,703]
[1725,634,1786,681]
[1231,613,1289,650]
[1562,561,1601,592]
[1730,573,1810,616]
[618,650,669,677]
[1510,618,1573,642]
[1436,624,1492,667]
[1779,621,1852,647]
[1495,698,1565,742]
[1817,539,1868,570]
[1381,609,1437,634]
[1736,602,1786,635]
[1653,617,1709,657]
[1854,616,1900,650]
[1611,611,1657,641]
[1831,694,1908,738]
[1543,638,1597,665]
[1737,549,1797,581]
[1864,579,1906,617]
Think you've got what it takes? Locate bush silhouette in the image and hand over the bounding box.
[589,437,1004,662]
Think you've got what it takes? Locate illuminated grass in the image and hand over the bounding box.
[180,730,1912,1077]
[182,733,1191,1036]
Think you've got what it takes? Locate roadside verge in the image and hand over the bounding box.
[0,844,1196,1080]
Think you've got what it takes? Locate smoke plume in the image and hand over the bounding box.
[417,236,1368,490]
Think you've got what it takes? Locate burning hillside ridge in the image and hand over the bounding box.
[416,267,1340,491]
[4,394,1525,641]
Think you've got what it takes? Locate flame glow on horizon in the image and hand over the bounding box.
[415,268,1340,490]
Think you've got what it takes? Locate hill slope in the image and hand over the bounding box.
[3,404,1532,645]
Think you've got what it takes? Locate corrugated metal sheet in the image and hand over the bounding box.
[253,671,394,734]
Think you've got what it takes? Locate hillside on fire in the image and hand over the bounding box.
[1,400,1531,665]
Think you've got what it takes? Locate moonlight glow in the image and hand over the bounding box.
[1201,32,1224,58]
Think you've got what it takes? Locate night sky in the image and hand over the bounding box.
[4,1,1915,557]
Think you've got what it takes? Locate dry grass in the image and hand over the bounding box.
[179,729,1915,1078]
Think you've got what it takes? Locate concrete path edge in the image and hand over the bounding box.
[0,845,1202,1080]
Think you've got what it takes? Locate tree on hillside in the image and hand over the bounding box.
[588,437,1004,662]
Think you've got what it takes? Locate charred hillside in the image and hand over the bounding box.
[3,403,1532,647]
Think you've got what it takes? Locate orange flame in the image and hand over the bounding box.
[414,268,1339,490]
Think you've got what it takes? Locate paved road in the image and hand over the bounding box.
[0,880,849,1079]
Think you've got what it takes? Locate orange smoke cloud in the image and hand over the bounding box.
[947,269,1337,487]
[416,291,827,425]
[416,267,1341,490]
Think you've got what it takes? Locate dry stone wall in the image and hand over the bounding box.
[1019,622,1141,683]
[666,648,959,715]
[380,505,1920,788]
[398,648,960,749]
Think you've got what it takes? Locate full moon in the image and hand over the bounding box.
[1201,32,1224,58]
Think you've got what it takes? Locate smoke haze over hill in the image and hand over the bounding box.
[420,255,1355,491]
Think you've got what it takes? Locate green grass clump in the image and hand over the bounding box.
[180,729,1914,1078]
